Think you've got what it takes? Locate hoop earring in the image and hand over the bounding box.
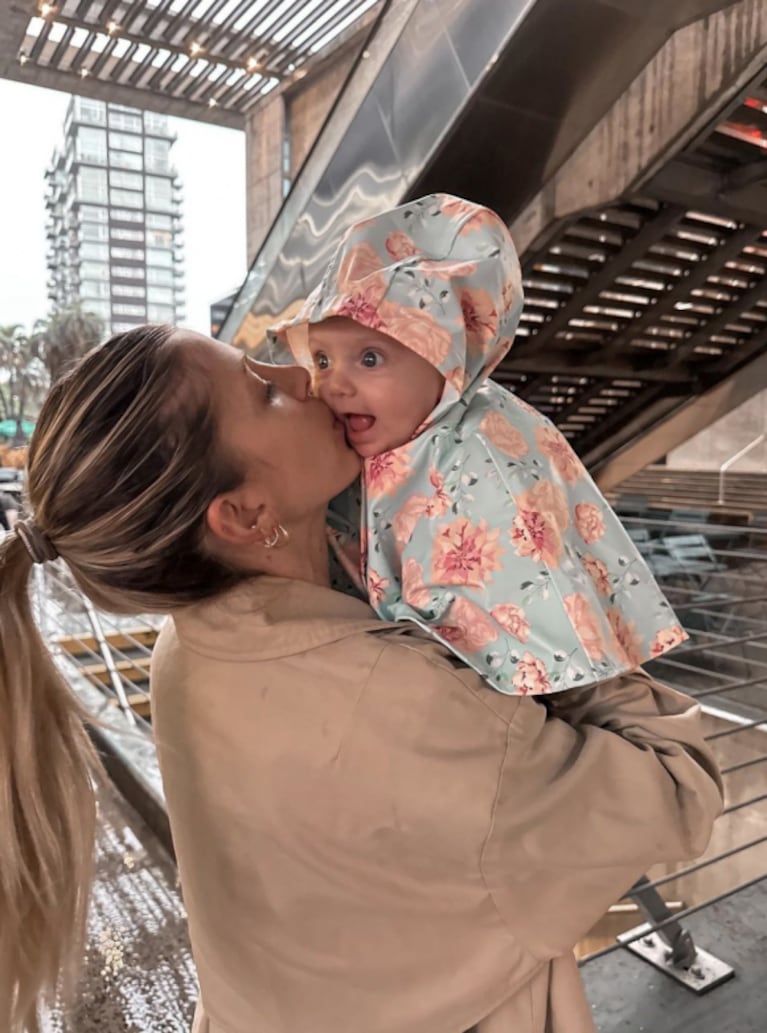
[263,524,289,550]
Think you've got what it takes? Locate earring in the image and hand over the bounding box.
[263,524,289,549]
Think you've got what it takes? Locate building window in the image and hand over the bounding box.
[112,321,143,332]
[110,150,143,171]
[81,223,109,241]
[145,175,173,211]
[147,303,175,322]
[108,131,142,153]
[108,110,142,133]
[112,284,146,298]
[110,189,143,209]
[147,286,174,304]
[80,299,111,318]
[74,98,106,125]
[81,242,109,261]
[76,126,107,165]
[146,269,173,287]
[147,247,173,268]
[144,112,170,135]
[80,280,110,298]
[80,261,108,280]
[76,168,108,204]
[113,303,146,317]
[111,246,146,261]
[111,208,144,223]
[111,227,144,242]
[112,266,145,279]
[147,228,172,247]
[110,170,143,191]
[144,136,171,173]
[79,204,108,223]
[146,212,172,229]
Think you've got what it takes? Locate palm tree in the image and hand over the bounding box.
[38,304,104,385]
[0,323,51,444]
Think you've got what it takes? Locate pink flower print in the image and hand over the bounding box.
[338,284,385,330]
[607,609,645,667]
[479,411,529,459]
[392,468,450,545]
[564,593,606,661]
[535,424,584,485]
[439,196,477,222]
[385,231,419,260]
[435,595,499,654]
[510,479,569,568]
[401,558,432,609]
[651,624,688,657]
[365,448,412,498]
[575,502,606,544]
[367,568,390,606]
[502,276,519,314]
[512,652,552,695]
[431,517,504,588]
[490,603,530,644]
[583,554,611,596]
[378,301,452,367]
[337,242,384,289]
[460,288,498,355]
[444,365,465,394]
[525,479,570,530]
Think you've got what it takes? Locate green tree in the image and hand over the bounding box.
[38,304,104,385]
[0,323,49,444]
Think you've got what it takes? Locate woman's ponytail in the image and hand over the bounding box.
[0,532,101,1033]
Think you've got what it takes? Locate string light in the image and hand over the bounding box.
[18,51,30,65]
[39,2,57,16]
[207,98,218,108]
[78,67,90,78]
[106,20,120,35]
[189,41,204,56]
[246,57,260,72]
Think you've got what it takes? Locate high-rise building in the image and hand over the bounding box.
[45,96,185,334]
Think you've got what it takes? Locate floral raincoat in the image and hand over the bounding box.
[267,193,687,695]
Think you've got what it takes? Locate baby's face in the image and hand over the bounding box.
[308,317,444,458]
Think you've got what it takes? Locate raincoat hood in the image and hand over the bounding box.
[265,195,688,698]
[267,193,523,414]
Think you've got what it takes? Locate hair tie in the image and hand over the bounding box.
[15,520,59,565]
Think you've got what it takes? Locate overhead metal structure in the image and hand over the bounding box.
[0,0,382,127]
[505,80,767,471]
[217,0,766,480]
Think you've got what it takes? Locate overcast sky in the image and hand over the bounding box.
[0,78,247,336]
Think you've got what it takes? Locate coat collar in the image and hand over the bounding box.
[170,576,391,661]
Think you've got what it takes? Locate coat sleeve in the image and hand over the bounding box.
[470,665,724,959]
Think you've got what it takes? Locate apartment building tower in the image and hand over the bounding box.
[45,96,185,334]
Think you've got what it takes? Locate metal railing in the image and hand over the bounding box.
[718,433,767,505]
[26,536,767,1001]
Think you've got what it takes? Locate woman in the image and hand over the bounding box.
[0,324,722,1033]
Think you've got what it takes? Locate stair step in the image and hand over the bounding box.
[53,626,158,657]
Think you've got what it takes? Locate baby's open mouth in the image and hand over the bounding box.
[344,414,376,434]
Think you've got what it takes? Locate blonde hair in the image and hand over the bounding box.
[0,324,247,1031]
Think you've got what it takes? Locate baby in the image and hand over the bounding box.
[267,193,687,695]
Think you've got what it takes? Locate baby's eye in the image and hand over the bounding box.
[361,350,383,368]
[314,352,330,371]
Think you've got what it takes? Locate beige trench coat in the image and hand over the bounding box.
[151,576,722,1033]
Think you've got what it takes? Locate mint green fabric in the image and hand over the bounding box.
[268,194,687,695]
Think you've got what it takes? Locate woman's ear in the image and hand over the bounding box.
[206,493,279,549]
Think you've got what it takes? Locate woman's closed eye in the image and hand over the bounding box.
[243,356,278,403]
